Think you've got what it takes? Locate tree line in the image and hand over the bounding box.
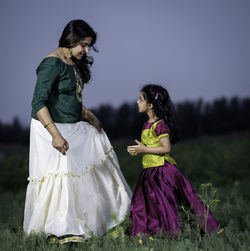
[1,96,250,146]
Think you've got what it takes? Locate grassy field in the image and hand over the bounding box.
[0,135,250,250]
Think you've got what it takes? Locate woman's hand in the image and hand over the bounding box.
[52,134,69,155]
[36,107,70,155]
[127,140,145,156]
[90,117,102,133]
[82,106,102,133]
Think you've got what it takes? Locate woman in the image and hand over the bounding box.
[23,19,132,243]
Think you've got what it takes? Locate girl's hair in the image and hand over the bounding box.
[59,19,97,83]
[141,84,181,144]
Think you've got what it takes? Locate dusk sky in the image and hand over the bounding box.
[1,0,250,125]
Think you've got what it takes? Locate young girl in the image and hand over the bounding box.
[127,84,221,237]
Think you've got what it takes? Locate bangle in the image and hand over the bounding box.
[82,109,89,118]
[44,121,54,128]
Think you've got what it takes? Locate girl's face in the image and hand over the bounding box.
[71,36,92,60]
[137,92,150,113]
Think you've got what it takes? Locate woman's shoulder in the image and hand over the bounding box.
[38,56,62,68]
[36,53,66,73]
[39,48,71,66]
[45,48,75,65]
[44,50,63,62]
[46,49,60,58]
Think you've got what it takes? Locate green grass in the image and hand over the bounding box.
[0,136,250,250]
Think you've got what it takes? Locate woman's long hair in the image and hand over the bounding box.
[59,19,97,83]
[141,84,181,144]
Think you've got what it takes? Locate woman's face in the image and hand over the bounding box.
[71,36,92,60]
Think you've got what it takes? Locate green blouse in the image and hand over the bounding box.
[31,57,84,123]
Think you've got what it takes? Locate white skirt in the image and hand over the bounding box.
[23,119,132,238]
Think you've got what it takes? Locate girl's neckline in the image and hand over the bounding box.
[43,56,75,66]
[147,119,161,124]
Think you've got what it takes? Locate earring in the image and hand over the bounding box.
[68,48,73,59]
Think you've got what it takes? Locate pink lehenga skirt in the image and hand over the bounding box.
[130,162,220,237]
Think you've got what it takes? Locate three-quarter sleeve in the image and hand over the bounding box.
[31,60,61,115]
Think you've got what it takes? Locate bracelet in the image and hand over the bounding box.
[82,109,89,118]
[44,121,54,128]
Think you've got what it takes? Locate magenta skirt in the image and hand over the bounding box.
[130,163,220,237]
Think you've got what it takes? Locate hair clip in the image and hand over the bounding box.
[155,93,159,100]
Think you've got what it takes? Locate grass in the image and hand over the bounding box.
[0,135,250,250]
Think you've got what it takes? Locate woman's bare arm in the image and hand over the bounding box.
[82,105,102,133]
[36,106,69,155]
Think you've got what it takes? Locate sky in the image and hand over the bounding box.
[0,0,250,125]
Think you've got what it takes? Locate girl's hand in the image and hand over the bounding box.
[52,134,69,155]
[127,140,145,156]
[127,149,138,156]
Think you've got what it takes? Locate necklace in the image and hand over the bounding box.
[73,67,83,103]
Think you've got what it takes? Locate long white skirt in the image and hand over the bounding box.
[23,119,132,238]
